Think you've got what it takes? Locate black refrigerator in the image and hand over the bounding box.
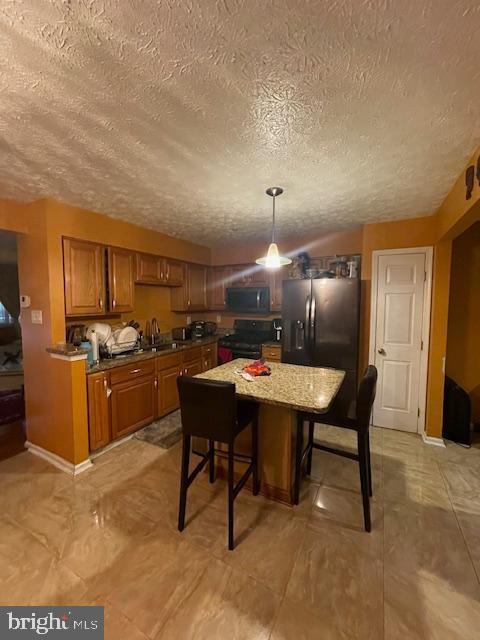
[282,278,361,417]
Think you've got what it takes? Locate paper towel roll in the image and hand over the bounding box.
[90,330,99,363]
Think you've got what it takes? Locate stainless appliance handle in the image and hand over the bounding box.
[310,295,316,351]
[256,289,261,310]
[305,295,311,347]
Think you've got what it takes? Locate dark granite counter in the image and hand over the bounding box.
[86,336,218,374]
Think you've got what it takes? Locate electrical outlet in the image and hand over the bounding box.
[20,294,31,308]
[216,315,221,323]
[31,309,43,324]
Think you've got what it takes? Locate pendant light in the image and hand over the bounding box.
[255,187,292,269]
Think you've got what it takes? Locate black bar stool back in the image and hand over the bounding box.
[177,376,259,550]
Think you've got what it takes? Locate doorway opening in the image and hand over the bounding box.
[445,222,480,448]
[0,230,25,459]
[369,247,433,434]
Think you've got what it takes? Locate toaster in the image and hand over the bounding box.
[172,326,192,341]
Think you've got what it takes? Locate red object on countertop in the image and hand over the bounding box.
[242,358,271,376]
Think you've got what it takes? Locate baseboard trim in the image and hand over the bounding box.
[422,432,446,448]
[25,441,93,475]
[215,463,292,506]
[89,433,134,460]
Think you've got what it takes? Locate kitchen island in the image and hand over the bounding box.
[197,359,345,505]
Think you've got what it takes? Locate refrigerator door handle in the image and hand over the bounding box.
[305,295,311,347]
[310,295,316,350]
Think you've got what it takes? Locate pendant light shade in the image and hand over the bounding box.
[255,187,291,269]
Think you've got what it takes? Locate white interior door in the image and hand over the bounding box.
[372,252,427,432]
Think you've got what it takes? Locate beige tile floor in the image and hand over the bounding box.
[1,426,480,639]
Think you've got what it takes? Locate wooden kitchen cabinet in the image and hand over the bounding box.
[156,352,182,418]
[201,343,218,371]
[87,372,110,451]
[261,343,282,363]
[208,266,231,310]
[136,252,163,284]
[63,238,106,316]
[171,263,208,311]
[110,374,156,440]
[269,266,288,311]
[182,346,203,376]
[230,264,268,287]
[108,247,135,313]
[136,253,184,287]
[187,264,208,310]
[164,259,184,286]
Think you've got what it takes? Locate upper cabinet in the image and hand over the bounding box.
[107,247,135,313]
[135,253,184,287]
[64,239,135,316]
[269,266,288,311]
[135,252,162,284]
[171,263,208,312]
[208,266,231,310]
[164,259,184,286]
[187,264,208,310]
[63,238,106,316]
[230,264,268,287]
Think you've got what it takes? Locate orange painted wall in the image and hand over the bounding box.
[2,198,211,464]
[211,227,363,265]
[446,222,480,422]
[424,147,480,438]
[360,216,437,372]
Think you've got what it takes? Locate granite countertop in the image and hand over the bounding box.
[86,336,218,374]
[196,358,345,414]
[262,341,282,348]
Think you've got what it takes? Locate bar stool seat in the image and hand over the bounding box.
[177,376,259,550]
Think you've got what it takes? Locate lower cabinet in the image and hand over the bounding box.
[87,372,110,451]
[156,353,183,418]
[111,375,156,440]
[87,343,220,452]
[201,343,218,371]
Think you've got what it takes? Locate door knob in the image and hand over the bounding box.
[378,347,386,355]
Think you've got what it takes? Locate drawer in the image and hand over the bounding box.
[109,359,156,385]
[201,344,216,356]
[261,345,282,361]
[182,346,202,363]
[156,352,182,371]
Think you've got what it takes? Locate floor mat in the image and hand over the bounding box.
[134,410,182,449]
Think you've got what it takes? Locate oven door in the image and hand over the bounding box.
[225,287,270,314]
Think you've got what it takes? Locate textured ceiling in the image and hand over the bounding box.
[1,1,480,247]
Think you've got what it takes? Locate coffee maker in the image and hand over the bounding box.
[273,317,282,342]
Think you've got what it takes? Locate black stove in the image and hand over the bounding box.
[218,319,275,360]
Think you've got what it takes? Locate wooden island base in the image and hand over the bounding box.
[213,403,301,506]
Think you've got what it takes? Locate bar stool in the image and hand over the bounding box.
[294,365,377,531]
[177,375,259,550]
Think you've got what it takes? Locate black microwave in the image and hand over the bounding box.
[225,287,270,314]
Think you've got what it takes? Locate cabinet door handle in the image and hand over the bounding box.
[99,297,103,309]
[160,272,164,280]
[112,298,116,309]
[184,367,188,375]
[154,377,158,388]
[130,368,141,374]
[166,264,170,280]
